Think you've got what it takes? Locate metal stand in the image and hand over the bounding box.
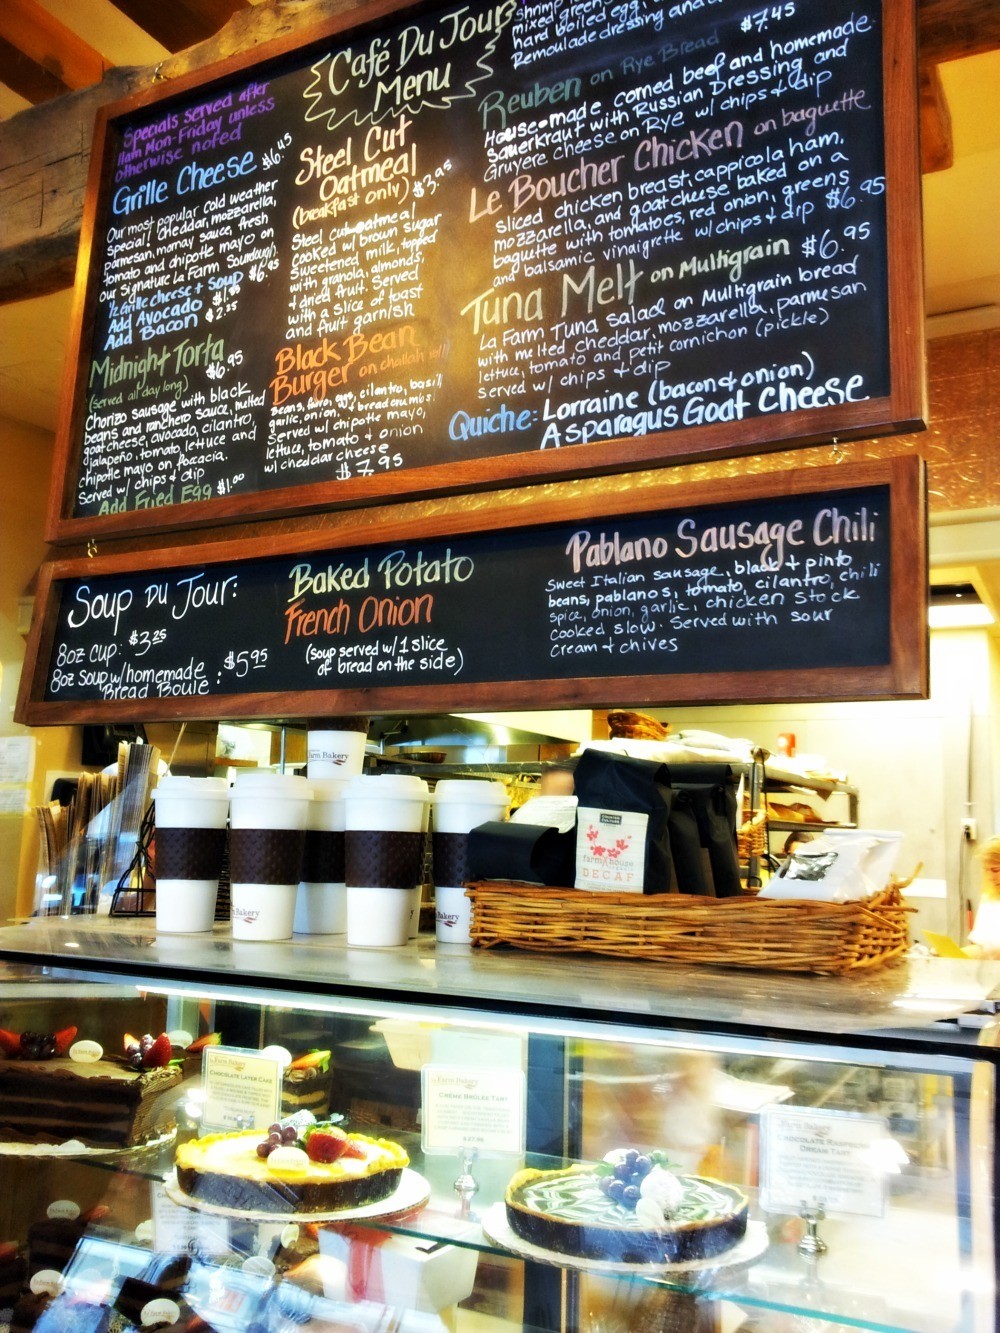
[797,1201,828,1255]
[454,1148,480,1219]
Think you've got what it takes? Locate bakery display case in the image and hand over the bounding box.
[0,923,997,1333]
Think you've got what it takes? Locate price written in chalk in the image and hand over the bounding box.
[57,0,909,530]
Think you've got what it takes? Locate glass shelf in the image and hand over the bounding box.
[2,916,1000,1043]
[0,930,996,1331]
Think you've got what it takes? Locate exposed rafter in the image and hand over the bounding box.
[106,0,251,55]
[0,0,108,101]
[918,0,1000,64]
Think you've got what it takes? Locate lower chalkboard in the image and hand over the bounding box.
[22,457,932,729]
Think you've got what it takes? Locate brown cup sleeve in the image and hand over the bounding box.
[301,829,346,883]
[155,827,226,880]
[432,831,471,887]
[345,830,424,889]
[229,828,306,885]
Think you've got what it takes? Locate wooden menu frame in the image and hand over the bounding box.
[45,0,925,544]
[19,457,928,725]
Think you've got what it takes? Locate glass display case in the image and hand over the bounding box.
[0,920,997,1333]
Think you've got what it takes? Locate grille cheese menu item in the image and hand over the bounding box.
[19,460,927,723]
[48,0,923,539]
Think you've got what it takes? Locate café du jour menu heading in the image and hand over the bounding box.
[47,0,923,538]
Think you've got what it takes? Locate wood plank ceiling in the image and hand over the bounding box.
[0,0,999,170]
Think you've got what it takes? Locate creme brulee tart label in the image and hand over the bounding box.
[422,1064,526,1156]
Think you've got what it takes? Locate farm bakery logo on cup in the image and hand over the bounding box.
[310,743,352,767]
[232,907,260,924]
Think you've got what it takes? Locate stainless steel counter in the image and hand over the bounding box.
[2,915,998,1040]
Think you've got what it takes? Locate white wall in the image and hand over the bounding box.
[659,627,997,940]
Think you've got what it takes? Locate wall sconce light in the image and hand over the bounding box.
[928,582,995,629]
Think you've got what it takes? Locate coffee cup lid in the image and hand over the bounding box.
[433,779,508,803]
[154,776,228,797]
[231,771,311,797]
[345,773,428,798]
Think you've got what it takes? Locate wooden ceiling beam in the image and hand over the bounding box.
[107,0,251,54]
[918,0,1000,65]
[920,63,954,173]
[0,32,70,103]
[0,0,107,92]
[916,0,1000,173]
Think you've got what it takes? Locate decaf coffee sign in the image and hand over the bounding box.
[47,0,923,539]
[19,460,927,723]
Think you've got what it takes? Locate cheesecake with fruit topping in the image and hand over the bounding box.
[505,1149,748,1264]
[174,1119,408,1214]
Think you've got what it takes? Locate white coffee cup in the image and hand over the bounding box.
[344,774,429,947]
[435,884,474,945]
[152,777,229,934]
[307,729,367,780]
[431,780,507,943]
[432,779,508,834]
[229,772,311,941]
[294,778,348,935]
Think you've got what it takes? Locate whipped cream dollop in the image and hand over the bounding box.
[633,1165,685,1228]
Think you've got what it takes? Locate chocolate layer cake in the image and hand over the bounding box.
[0,1058,181,1149]
[26,1215,87,1278]
[0,1242,25,1312]
[505,1163,748,1264]
[175,1129,407,1214]
[281,1064,333,1118]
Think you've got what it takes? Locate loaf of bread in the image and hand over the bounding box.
[606,710,670,741]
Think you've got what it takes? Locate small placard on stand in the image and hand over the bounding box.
[421,1065,526,1158]
[760,1105,891,1220]
[200,1045,283,1133]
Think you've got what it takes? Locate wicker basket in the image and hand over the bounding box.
[736,808,768,860]
[467,881,913,975]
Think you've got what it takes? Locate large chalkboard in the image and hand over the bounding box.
[46,0,924,541]
[19,459,927,723]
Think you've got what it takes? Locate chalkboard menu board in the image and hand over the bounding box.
[19,459,927,723]
[47,0,923,540]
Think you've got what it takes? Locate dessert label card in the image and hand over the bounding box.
[200,1045,282,1133]
[760,1105,890,1218]
[151,1181,229,1255]
[421,1065,526,1157]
